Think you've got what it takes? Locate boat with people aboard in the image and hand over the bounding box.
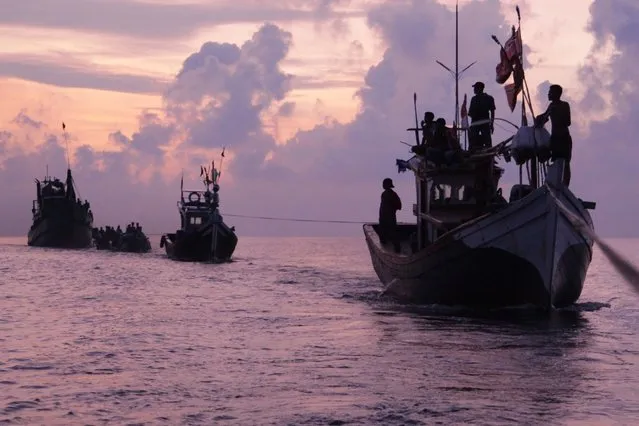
[28,123,94,249]
[160,155,238,262]
[92,222,151,253]
[363,3,597,309]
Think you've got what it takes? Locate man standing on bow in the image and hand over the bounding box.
[468,81,496,151]
[536,84,572,186]
[379,178,402,253]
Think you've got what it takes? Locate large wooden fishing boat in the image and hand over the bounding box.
[28,167,94,248]
[160,160,237,262]
[363,4,596,309]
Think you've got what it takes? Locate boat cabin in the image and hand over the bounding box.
[413,157,505,250]
[32,171,81,218]
[178,189,218,231]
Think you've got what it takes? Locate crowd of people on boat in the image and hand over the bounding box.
[410,81,497,167]
[92,222,150,252]
[409,80,572,186]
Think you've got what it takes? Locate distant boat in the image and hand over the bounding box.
[363,4,596,309]
[160,162,237,262]
[92,225,151,253]
[28,168,94,248]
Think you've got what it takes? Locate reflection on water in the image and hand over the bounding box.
[0,236,638,424]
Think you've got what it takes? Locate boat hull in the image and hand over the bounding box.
[364,183,594,309]
[93,234,151,253]
[161,222,237,262]
[28,216,93,249]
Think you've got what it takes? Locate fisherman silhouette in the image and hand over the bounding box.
[379,178,402,253]
[468,81,496,151]
[535,84,572,186]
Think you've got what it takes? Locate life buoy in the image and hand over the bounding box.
[188,192,201,203]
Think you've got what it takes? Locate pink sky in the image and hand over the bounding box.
[0,0,633,237]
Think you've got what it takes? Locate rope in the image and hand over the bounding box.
[223,213,367,224]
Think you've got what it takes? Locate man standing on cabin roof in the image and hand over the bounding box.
[468,81,496,151]
[535,84,572,187]
[379,178,402,253]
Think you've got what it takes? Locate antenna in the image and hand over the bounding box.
[62,122,70,169]
[217,147,226,184]
[435,0,476,139]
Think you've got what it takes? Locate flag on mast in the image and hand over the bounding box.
[492,25,525,112]
[460,94,468,129]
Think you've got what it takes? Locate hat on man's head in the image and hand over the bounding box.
[383,178,394,189]
[472,81,485,89]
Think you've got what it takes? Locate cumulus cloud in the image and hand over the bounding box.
[0,1,548,237]
[566,0,639,237]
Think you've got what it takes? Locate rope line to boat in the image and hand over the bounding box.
[223,213,367,224]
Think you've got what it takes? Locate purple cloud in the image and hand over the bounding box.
[0,1,566,237]
[1,0,362,40]
[564,0,639,237]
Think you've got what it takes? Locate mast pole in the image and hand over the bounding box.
[435,1,475,144]
[455,0,459,132]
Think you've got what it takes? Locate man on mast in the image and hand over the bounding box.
[468,82,496,151]
[535,84,572,186]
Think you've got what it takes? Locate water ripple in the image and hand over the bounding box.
[0,236,638,424]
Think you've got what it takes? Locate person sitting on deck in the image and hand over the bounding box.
[428,118,462,166]
[379,178,402,253]
[535,84,572,186]
[420,111,436,145]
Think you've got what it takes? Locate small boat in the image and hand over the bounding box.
[160,161,237,262]
[92,225,151,253]
[28,167,94,248]
[363,4,596,309]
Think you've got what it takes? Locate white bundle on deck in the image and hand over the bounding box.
[510,126,551,164]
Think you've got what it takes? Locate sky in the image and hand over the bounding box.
[0,0,633,237]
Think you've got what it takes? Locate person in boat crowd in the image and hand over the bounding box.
[420,111,436,145]
[94,223,146,248]
[468,81,496,151]
[212,184,220,207]
[535,84,572,186]
[379,177,402,253]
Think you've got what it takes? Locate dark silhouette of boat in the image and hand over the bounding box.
[92,224,151,253]
[160,161,237,262]
[28,167,94,248]
[363,4,596,309]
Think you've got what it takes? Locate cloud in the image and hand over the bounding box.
[0,0,363,40]
[0,54,167,95]
[0,1,556,237]
[566,0,639,237]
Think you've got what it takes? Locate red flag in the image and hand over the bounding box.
[460,94,468,129]
[504,83,522,112]
[494,26,522,85]
[495,47,512,84]
[504,27,523,61]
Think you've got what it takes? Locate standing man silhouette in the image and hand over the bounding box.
[468,81,496,151]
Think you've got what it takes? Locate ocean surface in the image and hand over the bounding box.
[1,235,638,425]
